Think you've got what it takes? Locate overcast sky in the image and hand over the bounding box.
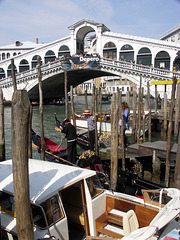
[0,0,180,46]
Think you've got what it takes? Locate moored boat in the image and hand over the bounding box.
[0,159,179,240]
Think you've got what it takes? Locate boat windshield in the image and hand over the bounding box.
[41,194,64,227]
[142,189,172,208]
[31,203,47,229]
[86,175,104,199]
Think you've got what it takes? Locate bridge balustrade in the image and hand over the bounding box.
[0,57,180,89]
[101,58,180,79]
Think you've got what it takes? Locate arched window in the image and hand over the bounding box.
[120,44,134,62]
[13,53,17,56]
[58,45,70,57]
[44,50,56,63]
[32,55,42,68]
[137,47,152,66]
[173,52,180,71]
[2,53,5,60]
[19,59,30,73]
[7,64,17,77]
[0,68,5,79]
[154,51,170,70]
[7,53,10,59]
[103,42,117,59]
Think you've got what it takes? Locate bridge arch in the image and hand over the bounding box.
[44,50,56,64]
[103,41,117,59]
[154,50,170,70]
[76,26,96,54]
[32,55,42,68]
[119,44,134,62]
[2,53,5,60]
[0,68,5,79]
[137,47,152,66]
[7,64,17,77]
[58,45,70,57]
[19,59,30,73]
[173,52,180,71]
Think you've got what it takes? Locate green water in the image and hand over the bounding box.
[4,96,111,160]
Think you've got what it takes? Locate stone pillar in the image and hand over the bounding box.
[96,25,102,56]
[69,27,76,55]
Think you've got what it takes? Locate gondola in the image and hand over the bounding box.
[31,129,69,163]
[32,129,110,188]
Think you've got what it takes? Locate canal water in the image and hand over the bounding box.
[4,95,111,160]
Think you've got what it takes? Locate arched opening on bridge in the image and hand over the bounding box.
[32,55,42,68]
[173,52,180,71]
[76,26,96,54]
[19,59,30,73]
[58,45,70,57]
[0,68,5,79]
[119,44,134,62]
[137,47,152,66]
[7,64,17,77]
[84,32,96,54]
[103,42,117,59]
[7,53,10,59]
[154,51,170,70]
[13,53,17,56]
[44,50,56,63]
[2,53,5,60]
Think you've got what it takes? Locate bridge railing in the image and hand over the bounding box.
[1,57,180,89]
[0,59,63,87]
[101,58,180,79]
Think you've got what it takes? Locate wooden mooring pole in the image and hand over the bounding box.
[94,88,99,156]
[0,89,5,161]
[147,81,151,142]
[85,89,88,110]
[12,90,34,240]
[165,77,177,187]
[70,86,76,127]
[110,93,118,190]
[28,105,32,159]
[64,71,68,118]
[174,124,180,189]
[132,91,137,143]
[38,56,45,160]
[163,92,168,140]
[174,83,180,143]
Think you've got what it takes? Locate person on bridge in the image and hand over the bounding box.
[60,118,77,163]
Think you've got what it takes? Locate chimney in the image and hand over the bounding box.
[36,38,38,44]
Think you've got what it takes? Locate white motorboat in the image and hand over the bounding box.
[71,115,147,136]
[0,159,179,240]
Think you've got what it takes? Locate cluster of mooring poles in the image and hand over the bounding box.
[0,58,180,239]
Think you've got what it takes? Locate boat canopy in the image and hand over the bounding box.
[0,159,96,204]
